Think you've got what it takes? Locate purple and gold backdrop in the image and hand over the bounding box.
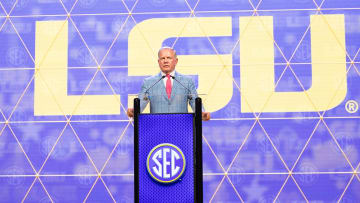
[0,0,360,202]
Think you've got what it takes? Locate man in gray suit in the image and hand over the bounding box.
[127,47,210,121]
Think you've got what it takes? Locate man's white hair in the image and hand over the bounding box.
[158,46,177,58]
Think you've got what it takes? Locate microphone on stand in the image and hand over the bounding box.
[170,75,193,100]
[143,75,166,101]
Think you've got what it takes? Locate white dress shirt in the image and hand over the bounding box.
[161,70,174,87]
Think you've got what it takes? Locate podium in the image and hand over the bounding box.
[133,97,203,203]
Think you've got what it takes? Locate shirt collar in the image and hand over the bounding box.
[161,70,175,77]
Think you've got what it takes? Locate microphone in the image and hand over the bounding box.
[143,75,165,100]
[170,75,193,100]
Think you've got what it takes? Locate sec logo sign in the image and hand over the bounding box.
[146,143,186,183]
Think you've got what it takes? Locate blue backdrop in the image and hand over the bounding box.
[0,0,360,202]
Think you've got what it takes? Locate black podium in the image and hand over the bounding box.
[134,97,203,203]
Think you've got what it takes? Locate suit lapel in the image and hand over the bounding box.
[170,71,180,102]
[157,73,168,101]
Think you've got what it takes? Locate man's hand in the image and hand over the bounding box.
[202,112,210,121]
[127,108,134,118]
[128,108,209,120]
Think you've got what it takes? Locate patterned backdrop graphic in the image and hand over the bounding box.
[0,0,360,202]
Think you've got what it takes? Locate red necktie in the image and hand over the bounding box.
[166,74,172,99]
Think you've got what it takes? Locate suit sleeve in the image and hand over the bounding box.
[139,80,149,113]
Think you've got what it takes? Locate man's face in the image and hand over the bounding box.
[158,49,178,74]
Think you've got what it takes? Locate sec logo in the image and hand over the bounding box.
[146,143,186,183]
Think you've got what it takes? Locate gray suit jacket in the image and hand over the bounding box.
[139,71,197,113]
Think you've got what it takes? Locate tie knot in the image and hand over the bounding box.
[166,74,171,79]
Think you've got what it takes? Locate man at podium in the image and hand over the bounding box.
[127,47,210,121]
